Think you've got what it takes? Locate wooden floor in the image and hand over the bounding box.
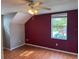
[4,45,77,59]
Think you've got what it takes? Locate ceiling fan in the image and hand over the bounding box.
[23,0,51,15]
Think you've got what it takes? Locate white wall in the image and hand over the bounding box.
[9,12,32,50]
[2,12,32,50]
[1,15,4,59]
[10,24,25,50]
[2,13,16,49]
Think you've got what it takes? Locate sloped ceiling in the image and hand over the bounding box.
[1,0,78,15]
[11,12,32,24]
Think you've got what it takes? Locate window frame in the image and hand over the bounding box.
[51,13,67,40]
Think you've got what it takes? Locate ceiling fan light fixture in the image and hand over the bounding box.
[24,0,51,15]
[28,9,38,15]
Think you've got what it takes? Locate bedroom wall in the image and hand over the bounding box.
[10,24,25,50]
[25,10,78,53]
[10,12,32,50]
[2,13,16,49]
[2,12,32,50]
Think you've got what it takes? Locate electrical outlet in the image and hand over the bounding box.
[56,43,58,46]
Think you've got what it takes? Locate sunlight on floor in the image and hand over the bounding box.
[20,51,34,56]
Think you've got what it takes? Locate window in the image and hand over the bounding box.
[51,13,67,40]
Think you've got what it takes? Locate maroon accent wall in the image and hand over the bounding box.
[25,10,78,53]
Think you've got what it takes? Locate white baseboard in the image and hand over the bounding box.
[26,43,77,55]
[3,47,11,51]
[10,43,25,51]
[4,43,25,51]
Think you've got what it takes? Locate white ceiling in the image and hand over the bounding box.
[1,0,78,15]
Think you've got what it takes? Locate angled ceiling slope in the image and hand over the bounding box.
[11,12,32,24]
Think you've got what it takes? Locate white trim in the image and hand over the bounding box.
[3,47,11,51]
[4,43,25,51]
[10,43,25,51]
[26,43,78,55]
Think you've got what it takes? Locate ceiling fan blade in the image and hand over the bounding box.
[33,2,42,7]
[24,0,33,2]
[41,7,51,10]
